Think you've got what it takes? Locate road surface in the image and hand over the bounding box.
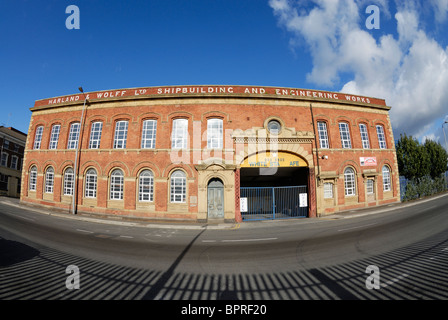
[1,194,447,301]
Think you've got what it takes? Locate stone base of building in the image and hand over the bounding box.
[20,198,211,223]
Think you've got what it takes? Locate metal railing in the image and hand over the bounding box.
[240,185,308,221]
[399,171,448,201]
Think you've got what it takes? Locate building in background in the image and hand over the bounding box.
[20,85,400,222]
[0,126,27,198]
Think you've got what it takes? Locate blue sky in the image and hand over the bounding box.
[1,0,448,149]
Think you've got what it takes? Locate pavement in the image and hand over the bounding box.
[1,192,447,230]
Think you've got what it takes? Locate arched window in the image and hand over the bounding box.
[89,121,103,149]
[85,168,97,198]
[344,167,356,196]
[29,166,37,191]
[45,166,54,193]
[64,168,74,196]
[376,125,387,149]
[141,120,157,149]
[113,121,128,149]
[33,126,44,150]
[139,170,154,202]
[49,124,61,149]
[207,118,223,149]
[110,169,124,200]
[67,122,80,149]
[359,123,370,149]
[382,165,391,191]
[170,170,186,203]
[339,122,352,149]
[171,119,188,149]
[317,121,329,149]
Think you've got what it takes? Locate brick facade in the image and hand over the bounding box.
[20,85,400,221]
[1,126,27,197]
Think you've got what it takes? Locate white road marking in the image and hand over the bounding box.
[76,229,93,233]
[16,215,35,221]
[221,237,278,242]
[381,273,409,288]
[119,235,133,239]
[202,237,278,243]
[338,223,377,232]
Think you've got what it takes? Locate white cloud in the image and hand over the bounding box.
[269,0,448,141]
[430,0,448,22]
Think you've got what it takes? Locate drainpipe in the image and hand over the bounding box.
[309,103,320,217]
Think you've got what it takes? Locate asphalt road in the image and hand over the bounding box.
[1,194,448,301]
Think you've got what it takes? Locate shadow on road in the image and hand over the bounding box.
[0,237,40,267]
[1,229,448,300]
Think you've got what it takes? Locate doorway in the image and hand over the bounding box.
[207,178,224,219]
[238,151,310,220]
[239,167,309,220]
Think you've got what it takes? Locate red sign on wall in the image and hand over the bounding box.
[360,157,377,166]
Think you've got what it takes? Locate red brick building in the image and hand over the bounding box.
[1,126,27,197]
[20,85,400,222]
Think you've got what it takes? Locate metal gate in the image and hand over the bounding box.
[240,186,308,221]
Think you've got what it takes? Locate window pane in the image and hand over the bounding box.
[33,126,43,149]
[110,169,124,200]
[359,124,370,149]
[366,179,374,194]
[67,123,80,149]
[207,118,223,149]
[339,123,352,149]
[45,167,54,193]
[170,170,186,202]
[113,121,128,149]
[344,168,356,196]
[382,166,391,191]
[0,153,7,167]
[171,119,188,149]
[317,121,329,149]
[376,125,387,149]
[141,120,157,149]
[64,168,74,195]
[11,156,18,170]
[89,122,103,149]
[85,169,97,198]
[267,120,281,134]
[49,125,61,149]
[323,182,333,198]
[139,170,154,201]
[29,167,37,191]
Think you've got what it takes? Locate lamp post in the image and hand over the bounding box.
[72,87,88,215]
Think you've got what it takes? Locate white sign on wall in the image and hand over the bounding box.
[240,197,248,212]
[299,193,308,207]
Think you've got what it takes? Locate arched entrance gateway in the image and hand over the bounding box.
[232,118,317,222]
[239,151,310,221]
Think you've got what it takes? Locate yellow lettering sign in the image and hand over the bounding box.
[241,152,307,168]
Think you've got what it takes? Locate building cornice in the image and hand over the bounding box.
[31,85,390,112]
